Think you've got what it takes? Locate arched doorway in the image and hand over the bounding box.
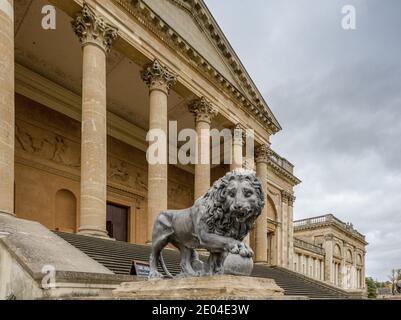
[266,195,278,265]
[249,194,278,265]
[55,189,77,233]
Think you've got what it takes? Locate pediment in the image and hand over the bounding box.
[124,0,281,133]
[142,0,243,92]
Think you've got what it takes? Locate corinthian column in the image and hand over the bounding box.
[72,4,118,238]
[141,60,177,242]
[254,144,269,263]
[230,124,244,171]
[0,0,15,217]
[188,97,218,200]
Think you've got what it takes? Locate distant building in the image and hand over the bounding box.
[293,214,367,293]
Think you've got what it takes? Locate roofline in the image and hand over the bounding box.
[198,0,282,131]
[294,214,368,245]
[121,0,282,134]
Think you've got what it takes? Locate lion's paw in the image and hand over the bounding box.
[148,270,164,280]
[228,243,240,254]
[228,241,246,255]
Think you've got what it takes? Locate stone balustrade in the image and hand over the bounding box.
[294,238,325,255]
[269,149,295,174]
[294,214,366,241]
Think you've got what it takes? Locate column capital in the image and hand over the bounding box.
[231,123,247,146]
[255,144,271,164]
[281,190,296,207]
[188,97,218,124]
[72,3,118,54]
[141,59,177,94]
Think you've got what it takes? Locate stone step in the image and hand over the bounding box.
[54,231,352,299]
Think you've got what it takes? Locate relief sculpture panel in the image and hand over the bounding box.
[107,157,148,194]
[15,122,81,169]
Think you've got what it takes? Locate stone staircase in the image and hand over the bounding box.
[55,231,353,299]
[252,265,349,299]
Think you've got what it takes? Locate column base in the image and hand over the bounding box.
[77,227,110,240]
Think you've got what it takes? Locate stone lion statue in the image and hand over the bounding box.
[149,169,265,279]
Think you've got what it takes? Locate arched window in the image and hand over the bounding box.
[55,189,77,233]
[357,254,363,265]
[334,244,342,258]
[346,249,353,263]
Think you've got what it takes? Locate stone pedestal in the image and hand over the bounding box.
[112,275,284,300]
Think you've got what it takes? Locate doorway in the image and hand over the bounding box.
[106,203,129,242]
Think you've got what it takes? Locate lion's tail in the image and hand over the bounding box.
[159,250,174,279]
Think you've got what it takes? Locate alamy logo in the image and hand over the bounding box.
[41,265,56,289]
[146,121,255,166]
[341,5,356,30]
[41,5,56,30]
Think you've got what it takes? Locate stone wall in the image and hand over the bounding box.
[14,94,194,244]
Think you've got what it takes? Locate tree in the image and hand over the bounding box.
[388,269,401,295]
[365,277,377,299]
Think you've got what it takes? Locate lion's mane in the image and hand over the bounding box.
[199,170,265,241]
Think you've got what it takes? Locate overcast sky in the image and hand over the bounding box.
[205,0,401,281]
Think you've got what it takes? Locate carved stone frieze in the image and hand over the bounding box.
[107,158,148,192]
[108,160,129,182]
[15,124,80,168]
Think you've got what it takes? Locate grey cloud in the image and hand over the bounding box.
[205,0,401,280]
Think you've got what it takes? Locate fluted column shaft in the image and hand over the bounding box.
[72,4,118,237]
[189,97,217,200]
[0,0,14,216]
[254,145,269,263]
[141,60,176,242]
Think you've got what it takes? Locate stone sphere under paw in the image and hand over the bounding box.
[223,253,254,276]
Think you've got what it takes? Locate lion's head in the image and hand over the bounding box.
[200,169,265,241]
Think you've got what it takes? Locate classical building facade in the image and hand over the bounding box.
[0,0,365,297]
[293,214,367,292]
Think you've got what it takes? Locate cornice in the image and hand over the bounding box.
[114,0,281,134]
[295,221,368,245]
[267,158,302,186]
